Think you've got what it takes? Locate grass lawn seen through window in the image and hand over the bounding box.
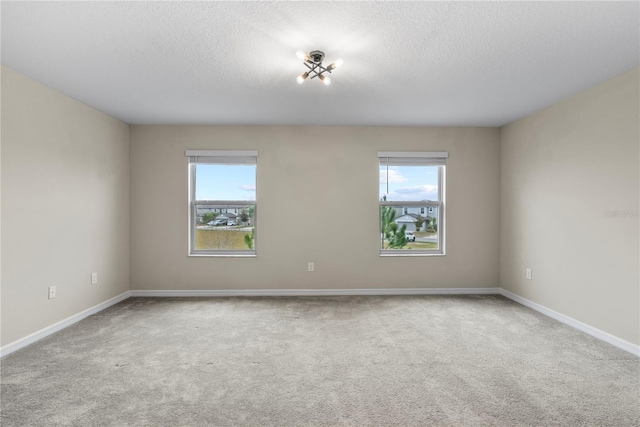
[195,228,251,250]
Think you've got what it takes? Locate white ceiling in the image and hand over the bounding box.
[2,1,638,127]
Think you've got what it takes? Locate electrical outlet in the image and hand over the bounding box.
[308,262,314,272]
[526,268,532,280]
[91,272,98,285]
[48,286,56,299]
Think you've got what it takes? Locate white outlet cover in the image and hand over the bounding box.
[91,272,98,284]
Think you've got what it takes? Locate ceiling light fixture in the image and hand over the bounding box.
[296,50,343,86]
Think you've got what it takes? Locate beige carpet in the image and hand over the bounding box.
[1,295,638,426]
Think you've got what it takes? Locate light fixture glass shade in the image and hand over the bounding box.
[319,75,331,86]
[296,72,309,84]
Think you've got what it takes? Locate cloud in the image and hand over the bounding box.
[380,169,408,184]
[240,184,256,192]
[395,184,437,194]
[387,185,438,201]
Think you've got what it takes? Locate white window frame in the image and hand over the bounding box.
[186,150,257,257]
[378,151,447,257]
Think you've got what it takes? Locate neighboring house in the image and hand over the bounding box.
[392,204,438,232]
[197,207,242,216]
[394,204,437,218]
[395,213,424,232]
[196,208,238,224]
[222,207,241,214]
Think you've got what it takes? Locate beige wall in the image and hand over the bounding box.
[500,68,640,345]
[6,62,635,351]
[130,126,500,291]
[1,66,130,346]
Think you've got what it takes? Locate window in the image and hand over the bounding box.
[379,151,447,255]
[187,150,257,256]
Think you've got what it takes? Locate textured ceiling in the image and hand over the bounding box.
[2,1,638,126]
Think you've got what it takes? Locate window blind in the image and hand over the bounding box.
[377,151,448,166]
[186,150,257,165]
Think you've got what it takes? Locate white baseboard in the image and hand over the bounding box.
[499,288,639,357]
[0,291,132,358]
[130,287,501,297]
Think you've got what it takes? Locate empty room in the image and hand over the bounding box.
[1,2,638,426]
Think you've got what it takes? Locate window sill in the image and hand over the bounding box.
[188,253,256,258]
[380,252,445,257]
